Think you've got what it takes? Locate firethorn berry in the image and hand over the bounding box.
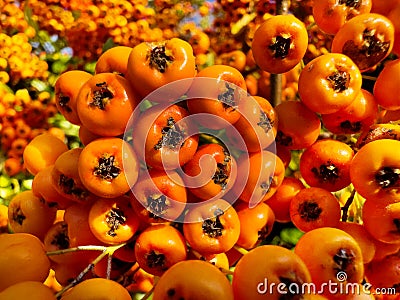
[234,201,275,249]
[294,227,364,295]
[132,103,199,171]
[266,176,305,223]
[88,196,140,245]
[321,89,379,135]
[275,101,321,151]
[130,169,187,223]
[189,30,211,56]
[198,252,230,272]
[3,157,22,176]
[373,58,400,110]
[152,260,234,300]
[108,239,136,264]
[387,4,400,56]
[233,150,285,206]
[78,125,102,146]
[54,70,93,125]
[225,95,277,153]
[76,72,140,137]
[276,145,292,169]
[299,139,354,192]
[232,245,312,300]
[0,281,56,300]
[126,38,197,100]
[52,259,94,287]
[331,13,395,72]
[290,186,342,233]
[354,123,400,151]
[63,202,101,247]
[251,14,308,74]
[312,0,372,35]
[125,264,155,294]
[0,204,8,234]
[134,224,187,276]
[95,46,132,76]
[371,0,399,15]
[32,165,74,209]
[10,138,28,156]
[51,148,95,204]
[183,198,240,255]
[298,53,362,114]
[372,239,400,262]
[43,221,96,266]
[23,133,68,176]
[337,222,376,264]
[186,64,247,130]
[365,252,400,294]
[60,278,132,300]
[350,139,400,203]
[362,199,400,244]
[7,190,57,240]
[215,50,247,71]
[78,137,139,198]
[0,233,51,292]
[245,74,258,96]
[183,143,237,201]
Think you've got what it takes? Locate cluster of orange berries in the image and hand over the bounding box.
[209,0,334,66]
[302,14,332,64]
[21,0,198,61]
[209,0,277,54]
[0,1,36,37]
[0,88,62,177]
[0,32,49,86]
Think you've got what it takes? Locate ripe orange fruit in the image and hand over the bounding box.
[0,233,51,291]
[60,278,131,300]
[0,281,56,300]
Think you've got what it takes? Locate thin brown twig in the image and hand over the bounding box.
[140,279,157,300]
[54,243,126,299]
[341,189,356,222]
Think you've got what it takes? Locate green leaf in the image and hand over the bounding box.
[30,79,48,92]
[51,60,68,74]
[139,99,154,112]
[0,175,11,188]
[0,82,14,94]
[72,10,81,20]
[84,61,97,75]
[231,13,257,36]
[280,227,304,246]
[0,187,14,200]
[22,179,33,191]
[23,2,40,33]
[102,38,117,53]
[10,178,20,194]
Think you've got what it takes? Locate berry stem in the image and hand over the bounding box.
[115,264,141,286]
[46,245,108,256]
[341,189,356,222]
[141,277,159,300]
[233,244,249,256]
[54,243,126,299]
